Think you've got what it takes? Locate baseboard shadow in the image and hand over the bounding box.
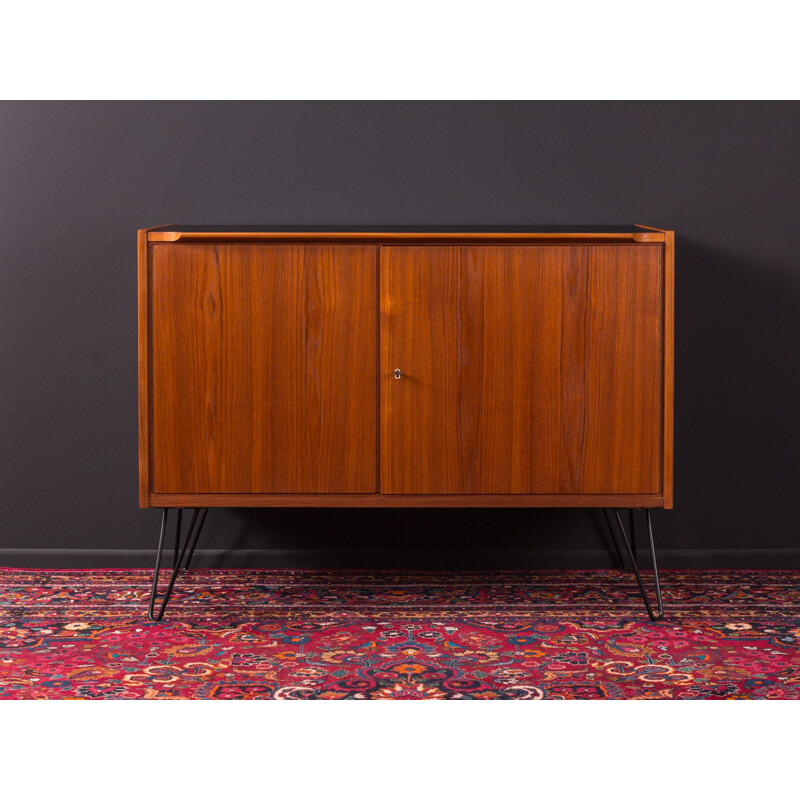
[2,548,799,569]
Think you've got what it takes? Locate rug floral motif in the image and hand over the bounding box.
[0,570,798,699]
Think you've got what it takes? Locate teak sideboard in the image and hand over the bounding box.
[138,225,674,620]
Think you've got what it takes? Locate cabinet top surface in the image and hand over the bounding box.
[144,224,670,242]
[153,224,654,234]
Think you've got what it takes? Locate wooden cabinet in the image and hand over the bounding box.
[139,226,673,509]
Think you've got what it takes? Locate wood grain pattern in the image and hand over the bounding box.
[150,244,377,493]
[662,231,675,508]
[581,246,662,492]
[140,230,672,508]
[138,229,149,506]
[380,245,662,494]
[149,493,665,508]
[138,223,176,507]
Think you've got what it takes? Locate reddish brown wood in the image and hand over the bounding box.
[380,245,662,494]
[138,223,176,507]
[139,228,673,508]
[148,231,665,243]
[150,244,377,493]
[662,231,675,507]
[580,246,662,492]
[149,493,665,508]
[138,229,149,507]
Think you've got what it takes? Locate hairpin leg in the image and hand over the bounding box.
[602,508,629,570]
[182,507,209,571]
[628,508,637,565]
[148,508,208,621]
[605,508,664,621]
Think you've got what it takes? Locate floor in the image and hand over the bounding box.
[0,569,797,699]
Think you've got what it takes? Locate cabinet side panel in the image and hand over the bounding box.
[151,244,377,493]
[662,232,675,507]
[137,229,150,507]
[581,246,662,493]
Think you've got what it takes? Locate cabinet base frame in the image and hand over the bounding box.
[147,493,668,508]
[146,506,664,622]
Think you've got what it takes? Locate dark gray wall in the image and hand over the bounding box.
[2,101,799,568]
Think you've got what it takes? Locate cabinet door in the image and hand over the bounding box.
[380,245,661,494]
[151,244,377,493]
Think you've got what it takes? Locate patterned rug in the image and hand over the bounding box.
[0,569,798,699]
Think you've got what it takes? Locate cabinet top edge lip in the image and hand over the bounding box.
[145,225,668,244]
[146,224,666,234]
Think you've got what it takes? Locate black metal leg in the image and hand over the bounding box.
[628,508,637,564]
[602,508,629,570]
[605,508,664,621]
[148,508,208,621]
[172,509,183,564]
[182,508,208,571]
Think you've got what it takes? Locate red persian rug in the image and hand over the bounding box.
[0,569,798,699]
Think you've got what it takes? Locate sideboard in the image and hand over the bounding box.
[139,224,674,620]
